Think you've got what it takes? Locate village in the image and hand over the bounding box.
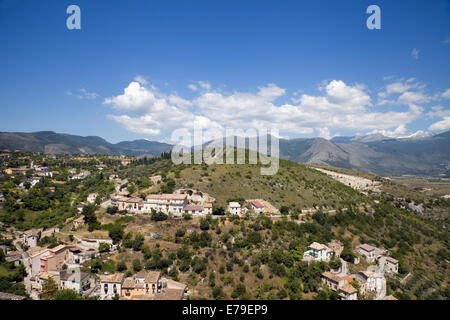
[0,150,440,300]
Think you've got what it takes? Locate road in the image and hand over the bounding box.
[12,238,33,296]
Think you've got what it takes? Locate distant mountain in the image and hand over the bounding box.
[281,132,450,176]
[0,131,172,157]
[1,130,449,176]
[202,131,450,177]
[114,139,173,156]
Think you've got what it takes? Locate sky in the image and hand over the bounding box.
[0,0,449,143]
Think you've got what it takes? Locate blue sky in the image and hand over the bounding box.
[0,0,449,143]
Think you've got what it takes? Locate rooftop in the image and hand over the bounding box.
[339,283,357,295]
[321,271,343,283]
[309,242,330,251]
[101,273,124,283]
[386,256,399,264]
[146,194,187,200]
[228,202,241,208]
[358,243,376,252]
[251,201,264,208]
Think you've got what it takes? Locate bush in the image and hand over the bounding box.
[151,211,168,221]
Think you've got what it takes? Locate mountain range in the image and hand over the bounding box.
[0,130,449,177]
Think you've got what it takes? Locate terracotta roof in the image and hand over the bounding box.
[50,244,69,253]
[321,271,343,283]
[251,201,264,208]
[101,273,124,283]
[27,247,49,258]
[385,257,398,264]
[60,271,89,282]
[122,278,136,289]
[145,271,160,284]
[339,283,357,295]
[6,251,21,257]
[204,203,212,208]
[343,276,354,283]
[183,205,204,211]
[358,244,376,252]
[154,288,184,300]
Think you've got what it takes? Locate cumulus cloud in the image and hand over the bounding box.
[133,75,148,85]
[103,78,436,141]
[429,117,450,132]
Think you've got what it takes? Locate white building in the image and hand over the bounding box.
[23,228,43,248]
[27,247,51,276]
[227,202,241,215]
[356,271,385,295]
[385,257,399,273]
[144,194,187,216]
[60,270,90,293]
[356,244,385,262]
[303,242,334,262]
[183,204,205,216]
[339,283,358,300]
[100,273,124,300]
[204,203,213,215]
[87,193,99,204]
[251,201,265,214]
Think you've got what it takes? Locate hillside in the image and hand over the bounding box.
[1,130,449,177]
[0,131,172,157]
[0,151,448,300]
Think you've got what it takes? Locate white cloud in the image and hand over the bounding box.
[398,91,430,105]
[104,79,430,140]
[429,117,450,132]
[427,105,450,118]
[442,88,450,99]
[198,81,211,91]
[77,88,99,100]
[133,75,148,85]
[443,37,450,44]
[411,48,420,60]
[188,84,198,91]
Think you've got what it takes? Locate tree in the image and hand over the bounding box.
[41,278,59,300]
[200,219,210,231]
[82,205,100,231]
[212,287,223,299]
[213,206,225,215]
[133,233,145,251]
[133,259,142,272]
[99,243,110,253]
[106,206,118,214]
[280,206,289,215]
[53,289,82,300]
[231,284,246,299]
[151,211,168,222]
[117,260,127,272]
[108,224,124,244]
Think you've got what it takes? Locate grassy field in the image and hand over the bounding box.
[177,159,367,210]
